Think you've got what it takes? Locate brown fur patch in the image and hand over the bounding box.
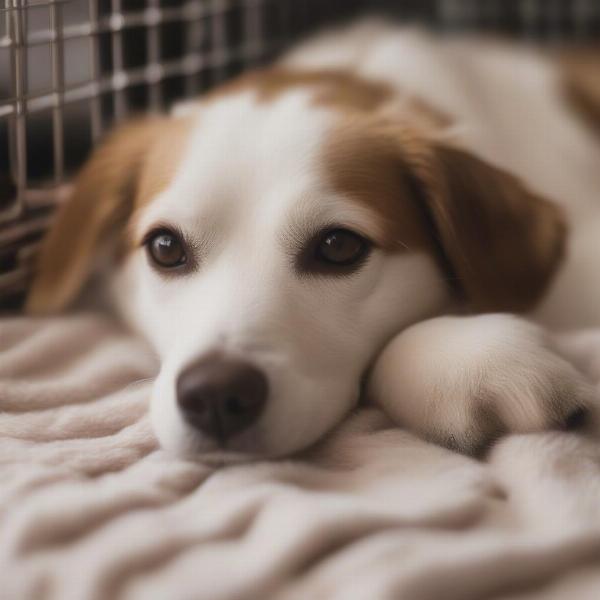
[323,115,566,312]
[560,47,600,140]
[125,117,191,246]
[411,137,567,312]
[26,116,191,314]
[135,118,190,208]
[323,117,436,254]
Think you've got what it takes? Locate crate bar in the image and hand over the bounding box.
[146,0,162,111]
[49,0,65,186]
[521,0,540,39]
[14,5,200,48]
[573,0,595,40]
[4,0,27,223]
[21,44,271,113]
[279,0,291,52]
[210,0,227,83]
[0,212,54,245]
[243,0,262,66]
[546,0,562,41]
[0,264,31,292]
[111,0,126,120]
[183,0,205,96]
[88,0,102,140]
[0,0,70,8]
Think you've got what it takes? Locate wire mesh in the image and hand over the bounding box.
[0,0,361,308]
[0,0,598,310]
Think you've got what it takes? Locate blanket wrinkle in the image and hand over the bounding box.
[2,312,600,599]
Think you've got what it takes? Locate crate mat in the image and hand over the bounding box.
[1,312,600,599]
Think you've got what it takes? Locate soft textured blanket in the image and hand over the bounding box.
[2,314,600,600]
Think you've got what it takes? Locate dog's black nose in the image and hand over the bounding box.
[176,356,268,443]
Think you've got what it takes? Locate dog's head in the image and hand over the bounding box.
[26,69,566,461]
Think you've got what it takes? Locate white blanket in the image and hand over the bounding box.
[2,313,600,599]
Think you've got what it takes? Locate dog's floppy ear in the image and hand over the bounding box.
[401,136,566,312]
[561,48,600,140]
[26,117,165,314]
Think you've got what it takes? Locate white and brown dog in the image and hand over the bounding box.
[26,20,600,461]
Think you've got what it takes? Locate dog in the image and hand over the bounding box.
[26,20,600,461]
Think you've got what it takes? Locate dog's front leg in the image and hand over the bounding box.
[368,314,596,454]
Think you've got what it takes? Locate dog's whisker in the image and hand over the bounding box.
[122,377,155,393]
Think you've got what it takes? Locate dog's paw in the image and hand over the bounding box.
[368,314,596,454]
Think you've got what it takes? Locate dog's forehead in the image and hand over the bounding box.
[135,70,433,257]
[141,89,334,226]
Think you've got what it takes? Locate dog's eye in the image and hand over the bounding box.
[146,229,187,269]
[316,229,369,266]
[297,227,371,275]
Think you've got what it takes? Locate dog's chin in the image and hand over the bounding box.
[154,417,337,464]
[177,450,262,466]
[152,417,292,463]
[156,428,308,464]
[160,437,297,465]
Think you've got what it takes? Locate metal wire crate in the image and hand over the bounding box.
[0,0,363,309]
[1,0,599,310]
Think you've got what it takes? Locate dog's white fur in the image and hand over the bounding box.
[28,20,600,460]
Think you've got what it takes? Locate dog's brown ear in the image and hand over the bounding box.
[26,117,165,314]
[561,48,600,140]
[403,139,566,312]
